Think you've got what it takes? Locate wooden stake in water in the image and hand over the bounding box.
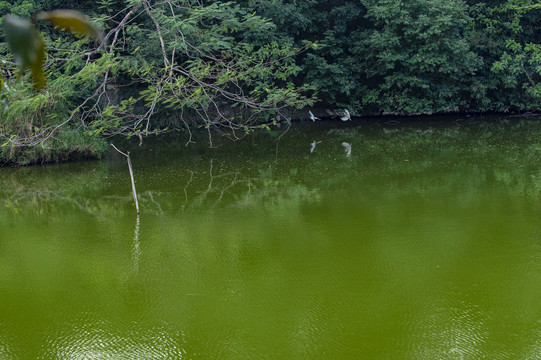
[111,143,140,214]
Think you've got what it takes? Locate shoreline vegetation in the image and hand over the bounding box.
[1,0,540,166]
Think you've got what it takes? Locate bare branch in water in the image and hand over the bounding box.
[111,143,139,214]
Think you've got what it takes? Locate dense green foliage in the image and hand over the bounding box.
[254,0,540,113]
[0,0,540,165]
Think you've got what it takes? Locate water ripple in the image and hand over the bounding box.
[38,317,186,360]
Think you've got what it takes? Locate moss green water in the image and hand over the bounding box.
[1,117,541,359]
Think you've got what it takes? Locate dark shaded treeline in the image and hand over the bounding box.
[0,0,539,165]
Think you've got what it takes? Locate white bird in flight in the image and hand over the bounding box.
[340,109,351,121]
[310,140,321,153]
[342,142,351,157]
[309,110,320,121]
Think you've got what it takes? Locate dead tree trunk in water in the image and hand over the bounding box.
[111,143,140,214]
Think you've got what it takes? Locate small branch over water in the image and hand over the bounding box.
[111,143,140,214]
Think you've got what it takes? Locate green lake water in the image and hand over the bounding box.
[1,116,541,359]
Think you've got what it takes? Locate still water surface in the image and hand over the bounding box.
[1,117,541,359]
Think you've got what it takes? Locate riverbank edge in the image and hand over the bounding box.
[1,111,539,167]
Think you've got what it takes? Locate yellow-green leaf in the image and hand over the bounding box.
[36,10,103,41]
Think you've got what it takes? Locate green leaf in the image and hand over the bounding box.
[3,15,46,91]
[29,39,46,91]
[36,10,103,41]
[3,15,40,69]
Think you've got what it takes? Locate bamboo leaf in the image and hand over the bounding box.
[36,10,103,41]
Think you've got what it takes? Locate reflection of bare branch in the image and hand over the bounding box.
[183,170,194,206]
[0,152,319,217]
[275,121,292,165]
[182,158,263,209]
[212,173,244,208]
[144,190,163,215]
[132,214,141,273]
[1,183,167,217]
[192,158,214,207]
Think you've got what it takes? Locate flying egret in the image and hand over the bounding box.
[342,142,351,157]
[310,140,321,153]
[309,110,320,121]
[340,109,351,121]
